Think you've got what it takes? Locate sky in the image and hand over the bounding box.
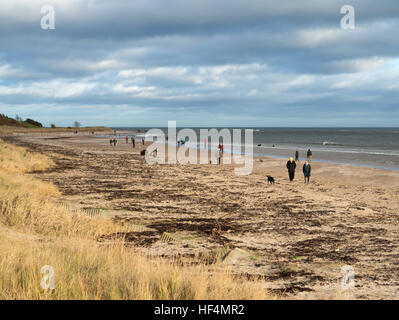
[0,0,399,127]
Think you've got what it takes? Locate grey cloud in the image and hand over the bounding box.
[0,0,398,126]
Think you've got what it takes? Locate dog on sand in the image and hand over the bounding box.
[267,175,275,184]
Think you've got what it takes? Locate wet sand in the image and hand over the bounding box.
[4,132,399,299]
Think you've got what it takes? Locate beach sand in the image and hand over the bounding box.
[4,131,399,299]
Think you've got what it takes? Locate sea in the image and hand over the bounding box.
[108,128,399,171]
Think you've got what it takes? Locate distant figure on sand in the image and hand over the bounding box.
[113,139,117,146]
[126,136,129,144]
[286,157,296,182]
[131,137,135,148]
[109,139,113,146]
[303,161,311,184]
[295,149,299,162]
[307,149,312,161]
[218,148,222,165]
[142,138,145,145]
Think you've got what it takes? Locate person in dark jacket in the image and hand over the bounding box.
[131,136,135,148]
[307,149,312,161]
[303,161,311,184]
[295,149,299,162]
[286,157,296,181]
[218,148,222,165]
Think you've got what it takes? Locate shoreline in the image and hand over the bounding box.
[4,128,399,172]
[94,129,399,172]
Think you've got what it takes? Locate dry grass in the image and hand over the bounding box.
[0,141,53,173]
[0,234,267,299]
[0,140,126,238]
[0,139,271,300]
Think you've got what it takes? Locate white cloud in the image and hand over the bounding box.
[0,80,97,98]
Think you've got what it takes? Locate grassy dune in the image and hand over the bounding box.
[0,139,270,300]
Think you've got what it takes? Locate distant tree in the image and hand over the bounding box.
[15,114,22,122]
[73,121,81,128]
[51,124,56,128]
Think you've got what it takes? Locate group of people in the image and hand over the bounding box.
[294,148,312,162]
[286,149,312,184]
[109,135,312,183]
[109,135,145,148]
[125,136,143,148]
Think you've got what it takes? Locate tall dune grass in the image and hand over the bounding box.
[0,139,271,300]
[0,234,267,299]
[0,140,128,238]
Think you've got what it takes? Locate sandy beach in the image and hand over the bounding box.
[4,131,399,299]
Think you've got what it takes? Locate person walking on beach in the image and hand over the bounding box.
[142,138,145,146]
[126,136,129,144]
[109,139,113,146]
[131,136,135,148]
[303,161,311,184]
[218,148,222,165]
[295,149,299,162]
[307,149,312,162]
[113,139,117,146]
[221,144,224,154]
[286,157,296,182]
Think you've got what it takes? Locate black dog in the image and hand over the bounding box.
[267,175,275,184]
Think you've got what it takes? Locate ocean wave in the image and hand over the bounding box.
[253,144,399,156]
[322,141,337,146]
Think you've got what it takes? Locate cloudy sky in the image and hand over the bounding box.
[0,0,398,127]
